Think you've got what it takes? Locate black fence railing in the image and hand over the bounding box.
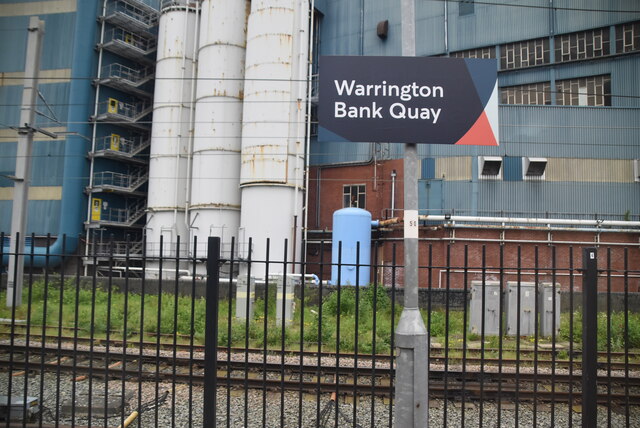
[0,234,638,427]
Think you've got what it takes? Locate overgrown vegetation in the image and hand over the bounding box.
[0,280,639,357]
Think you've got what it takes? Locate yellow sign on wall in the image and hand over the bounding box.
[108,98,118,114]
[110,134,121,151]
[91,198,102,221]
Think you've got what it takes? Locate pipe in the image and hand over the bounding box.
[3,1,94,267]
[444,0,448,54]
[390,169,397,217]
[375,236,640,247]
[436,269,640,290]
[184,0,200,234]
[418,214,640,228]
[303,0,316,269]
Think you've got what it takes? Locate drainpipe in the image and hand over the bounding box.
[390,169,397,217]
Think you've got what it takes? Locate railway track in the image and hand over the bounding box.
[1,343,638,406]
[2,328,638,372]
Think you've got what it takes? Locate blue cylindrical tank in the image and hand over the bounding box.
[331,208,371,286]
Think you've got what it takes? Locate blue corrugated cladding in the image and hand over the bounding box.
[311,105,640,165]
[0,0,99,237]
[503,157,522,181]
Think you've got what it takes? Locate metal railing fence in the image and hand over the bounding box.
[0,234,638,427]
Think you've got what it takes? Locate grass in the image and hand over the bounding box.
[0,280,639,358]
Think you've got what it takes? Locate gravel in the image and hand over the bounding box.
[2,372,639,427]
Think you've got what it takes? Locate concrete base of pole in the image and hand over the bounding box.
[394,307,429,427]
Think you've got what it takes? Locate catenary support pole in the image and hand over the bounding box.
[394,0,429,427]
[582,248,598,428]
[7,16,45,308]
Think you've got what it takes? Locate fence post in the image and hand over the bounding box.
[204,237,221,428]
[582,248,597,428]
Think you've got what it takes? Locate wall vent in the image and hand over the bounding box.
[479,156,503,180]
[523,157,547,180]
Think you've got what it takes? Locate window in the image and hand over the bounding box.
[451,46,495,59]
[500,38,550,70]
[343,185,366,208]
[500,82,551,105]
[556,75,611,106]
[555,27,610,62]
[616,22,640,53]
[479,156,503,180]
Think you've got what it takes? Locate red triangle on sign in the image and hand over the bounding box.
[455,111,498,146]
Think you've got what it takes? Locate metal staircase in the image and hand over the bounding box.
[84,0,159,273]
[97,63,154,98]
[100,28,157,63]
[91,134,150,164]
[90,167,149,195]
[85,198,147,229]
[93,98,153,131]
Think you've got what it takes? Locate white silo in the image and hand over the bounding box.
[190,0,250,264]
[146,0,198,276]
[239,0,310,275]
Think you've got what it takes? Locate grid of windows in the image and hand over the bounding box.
[343,185,366,209]
[616,21,640,53]
[555,27,609,63]
[451,46,496,59]
[500,38,550,70]
[556,75,611,107]
[500,82,551,105]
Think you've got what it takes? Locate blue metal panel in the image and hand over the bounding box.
[554,0,640,34]
[0,16,28,72]
[442,0,551,53]
[36,82,71,126]
[27,200,61,234]
[503,156,522,181]
[1,0,98,266]
[317,1,365,56]
[40,12,77,70]
[610,56,640,108]
[475,181,640,220]
[32,140,65,186]
[0,142,16,184]
[421,158,435,179]
[419,179,444,215]
[0,85,21,125]
[0,13,77,72]
[0,140,65,187]
[0,200,60,235]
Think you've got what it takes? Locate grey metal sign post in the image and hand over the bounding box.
[394,0,429,426]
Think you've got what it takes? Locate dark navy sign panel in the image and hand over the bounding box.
[318,56,499,145]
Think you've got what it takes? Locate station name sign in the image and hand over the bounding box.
[318,56,499,145]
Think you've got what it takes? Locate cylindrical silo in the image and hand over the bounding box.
[146,0,198,276]
[331,208,372,286]
[239,0,310,276]
[190,0,249,264]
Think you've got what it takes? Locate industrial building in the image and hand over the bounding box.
[1,0,639,283]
